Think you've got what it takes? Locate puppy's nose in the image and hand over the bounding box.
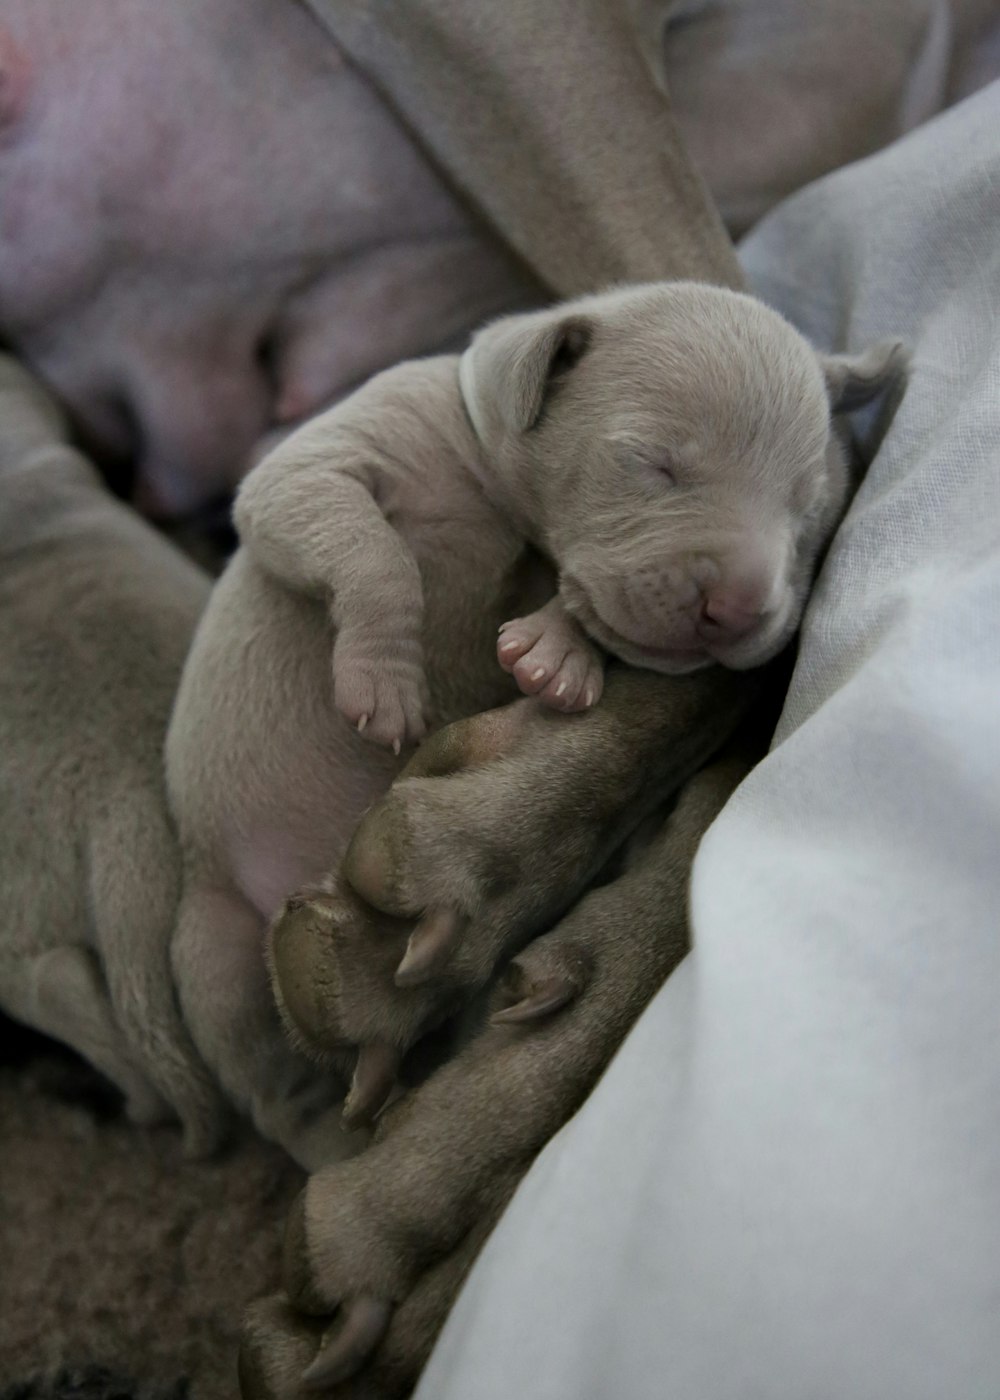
[698,587,766,639]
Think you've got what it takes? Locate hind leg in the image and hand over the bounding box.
[171,880,359,1169]
[2,944,170,1125]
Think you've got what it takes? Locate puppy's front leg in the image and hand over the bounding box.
[240,1162,521,1400]
[235,416,429,754]
[244,741,758,1398]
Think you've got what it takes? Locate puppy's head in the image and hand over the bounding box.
[460,283,906,673]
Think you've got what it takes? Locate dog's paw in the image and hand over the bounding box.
[249,1128,523,1398]
[240,1202,496,1400]
[276,1163,408,1390]
[498,601,604,710]
[490,934,593,1026]
[333,638,428,753]
[333,699,626,1006]
[240,1296,333,1400]
[267,887,454,1129]
[240,1291,398,1400]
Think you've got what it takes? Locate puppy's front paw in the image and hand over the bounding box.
[498,603,604,711]
[334,639,428,753]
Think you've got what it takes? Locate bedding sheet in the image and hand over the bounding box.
[418,82,1000,1400]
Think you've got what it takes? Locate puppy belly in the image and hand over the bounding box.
[228,759,397,922]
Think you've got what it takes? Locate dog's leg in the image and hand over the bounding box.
[171,881,358,1169]
[271,664,761,1115]
[245,743,755,1397]
[89,801,230,1156]
[2,944,170,1125]
[239,1165,520,1400]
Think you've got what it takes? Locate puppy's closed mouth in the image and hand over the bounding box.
[623,638,710,666]
[560,578,713,674]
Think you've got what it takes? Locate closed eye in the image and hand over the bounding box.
[656,456,678,486]
[606,429,684,485]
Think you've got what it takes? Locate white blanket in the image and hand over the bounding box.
[420,82,1000,1400]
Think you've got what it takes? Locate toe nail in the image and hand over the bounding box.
[531,667,545,681]
[357,714,368,732]
[556,681,567,697]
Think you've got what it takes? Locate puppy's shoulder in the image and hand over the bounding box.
[333,355,483,518]
[344,355,473,458]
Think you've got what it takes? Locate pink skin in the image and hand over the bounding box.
[0,0,535,516]
[497,599,605,712]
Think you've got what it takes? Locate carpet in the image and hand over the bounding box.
[0,1018,301,1400]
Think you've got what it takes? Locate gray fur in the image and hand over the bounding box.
[0,356,225,1153]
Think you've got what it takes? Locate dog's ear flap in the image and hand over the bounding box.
[821,339,910,414]
[460,311,592,436]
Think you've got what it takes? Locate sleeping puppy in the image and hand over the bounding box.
[166,282,905,1157]
[0,357,224,1153]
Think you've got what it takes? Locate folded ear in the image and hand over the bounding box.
[821,339,910,414]
[460,310,592,437]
